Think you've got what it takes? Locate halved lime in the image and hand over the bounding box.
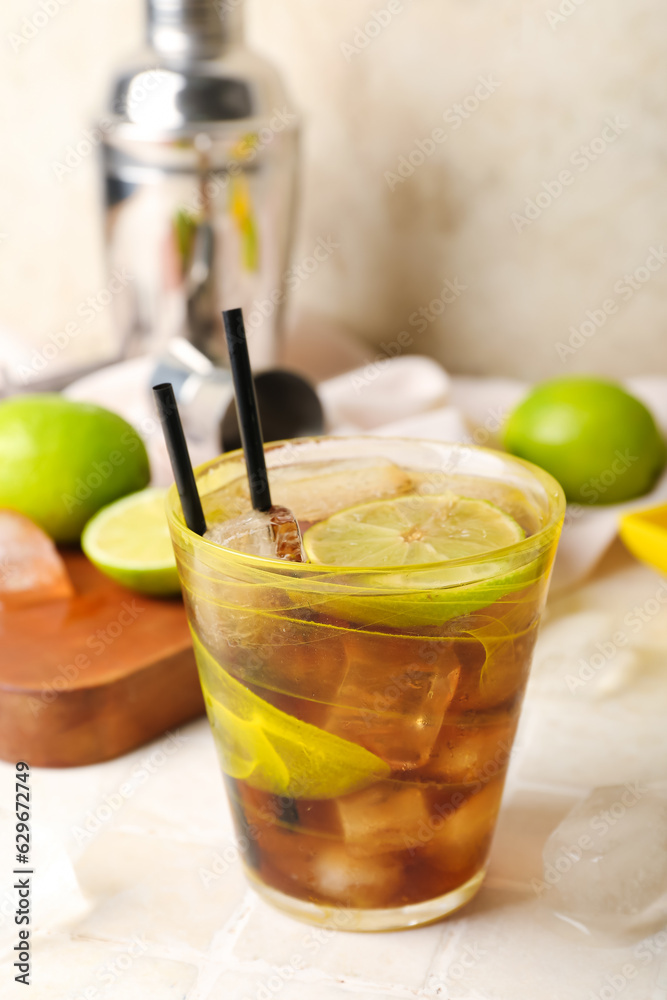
[81,488,180,596]
[192,630,390,799]
[303,492,525,568]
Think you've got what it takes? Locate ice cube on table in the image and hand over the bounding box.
[204,505,305,561]
[541,785,667,940]
[0,509,73,608]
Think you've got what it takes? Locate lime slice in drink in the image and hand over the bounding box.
[303,492,525,568]
[301,492,541,628]
[81,488,180,596]
[192,630,391,799]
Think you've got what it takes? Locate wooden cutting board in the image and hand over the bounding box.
[0,550,204,767]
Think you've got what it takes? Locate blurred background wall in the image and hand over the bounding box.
[1,0,666,379]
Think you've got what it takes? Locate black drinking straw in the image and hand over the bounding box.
[222,308,272,513]
[152,382,207,536]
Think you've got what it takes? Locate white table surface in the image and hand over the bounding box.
[2,537,667,1000]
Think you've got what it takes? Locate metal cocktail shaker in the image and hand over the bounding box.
[101,0,299,369]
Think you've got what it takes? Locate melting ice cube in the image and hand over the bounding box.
[541,785,667,940]
[421,779,505,875]
[265,458,413,524]
[205,505,305,561]
[323,631,460,770]
[336,782,431,857]
[310,844,404,908]
[419,715,518,785]
[0,510,73,608]
[203,458,413,526]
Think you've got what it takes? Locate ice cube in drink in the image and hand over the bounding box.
[205,505,305,561]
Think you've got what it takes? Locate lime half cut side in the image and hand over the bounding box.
[81,487,180,596]
[303,492,525,568]
[192,630,391,799]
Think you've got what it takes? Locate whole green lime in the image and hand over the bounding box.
[0,394,150,542]
[503,377,666,504]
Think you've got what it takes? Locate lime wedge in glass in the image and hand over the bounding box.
[303,493,525,567]
[192,631,391,799]
[81,488,180,596]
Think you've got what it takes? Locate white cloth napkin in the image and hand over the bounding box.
[65,356,667,594]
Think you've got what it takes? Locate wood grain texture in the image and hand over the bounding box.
[0,550,204,767]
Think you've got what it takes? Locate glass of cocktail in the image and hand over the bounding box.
[166,436,564,931]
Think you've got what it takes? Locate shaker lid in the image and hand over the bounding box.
[147,0,243,59]
[106,0,296,139]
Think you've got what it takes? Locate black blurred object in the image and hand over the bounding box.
[151,339,324,451]
[221,370,324,453]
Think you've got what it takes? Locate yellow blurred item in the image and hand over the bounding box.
[619,503,667,575]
